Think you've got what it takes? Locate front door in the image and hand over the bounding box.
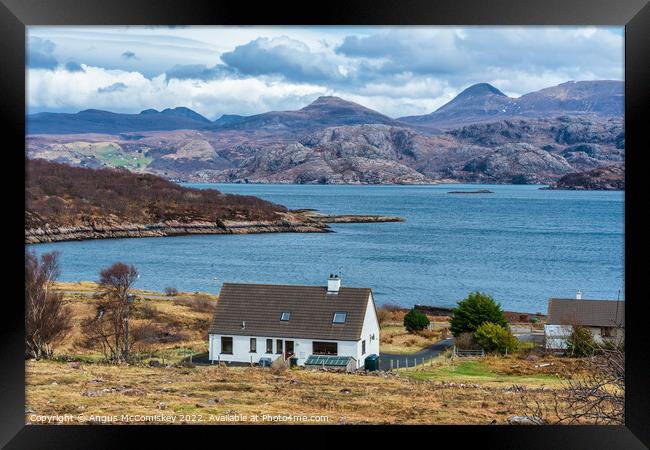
[285,340,295,358]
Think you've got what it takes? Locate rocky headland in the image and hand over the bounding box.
[544,165,624,190]
[25,210,404,244]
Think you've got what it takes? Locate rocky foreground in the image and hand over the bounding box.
[25,211,404,244]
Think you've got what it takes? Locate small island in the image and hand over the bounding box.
[447,189,494,194]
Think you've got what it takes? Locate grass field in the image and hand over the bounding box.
[26,358,571,425]
[47,142,153,170]
[25,283,597,425]
[403,359,564,386]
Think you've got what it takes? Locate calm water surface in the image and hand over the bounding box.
[29,184,624,313]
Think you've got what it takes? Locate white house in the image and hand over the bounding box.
[208,275,380,369]
[544,295,624,351]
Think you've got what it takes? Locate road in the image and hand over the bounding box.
[378,337,454,371]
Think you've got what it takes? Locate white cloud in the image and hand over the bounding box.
[27,26,624,118]
[27,65,328,118]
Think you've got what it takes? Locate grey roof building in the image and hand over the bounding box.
[547,298,625,327]
[544,297,624,351]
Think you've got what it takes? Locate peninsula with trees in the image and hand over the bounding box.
[25,159,403,243]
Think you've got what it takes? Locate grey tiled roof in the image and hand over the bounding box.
[547,298,625,327]
[209,283,373,341]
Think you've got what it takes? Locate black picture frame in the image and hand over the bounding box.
[1,0,648,447]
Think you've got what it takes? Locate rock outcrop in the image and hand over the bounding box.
[25,211,405,244]
[544,165,624,190]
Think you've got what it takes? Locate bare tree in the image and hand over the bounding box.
[82,262,138,363]
[521,341,624,425]
[25,251,72,359]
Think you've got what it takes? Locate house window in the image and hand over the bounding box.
[250,338,257,353]
[266,339,273,354]
[601,327,613,337]
[313,341,338,355]
[276,339,283,354]
[333,312,347,324]
[362,340,366,355]
[281,312,291,321]
[221,337,233,354]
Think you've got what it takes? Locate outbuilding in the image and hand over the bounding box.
[544,294,624,351]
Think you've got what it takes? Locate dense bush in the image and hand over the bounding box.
[455,332,481,350]
[450,292,508,336]
[566,326,596,357]
[403,309,430,332]
[473,322,519,355]
[26,159,287,228]
[164,287,179,297]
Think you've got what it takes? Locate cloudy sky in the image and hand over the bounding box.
[27,26,624,119]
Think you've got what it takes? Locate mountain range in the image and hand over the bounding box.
[398,80,623,132]
[26,80,624,187]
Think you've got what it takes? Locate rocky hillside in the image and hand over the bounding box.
[545,165,625,190]
[26,80,624,186]
[27,115,623,185]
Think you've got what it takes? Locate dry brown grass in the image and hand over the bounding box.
[25,359,571,425]
[51,283,215,362]
[379,324,445,354]
[480,353,593,380]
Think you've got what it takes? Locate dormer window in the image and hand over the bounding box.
[280,312,291,321]
[333,312,347,324]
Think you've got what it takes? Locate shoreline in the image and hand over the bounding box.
[25,211,404,244]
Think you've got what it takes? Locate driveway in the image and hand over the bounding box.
[378,337,454,371]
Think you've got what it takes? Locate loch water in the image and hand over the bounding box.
[29,184,624,313]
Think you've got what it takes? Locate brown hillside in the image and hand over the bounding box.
[26,159,287,229]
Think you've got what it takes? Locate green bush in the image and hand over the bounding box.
[403,309,430,332]
[473,322,518,355]
[450,292,508,336]
[566,326,596,357]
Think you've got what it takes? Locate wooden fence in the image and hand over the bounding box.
[452,346,485,358]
